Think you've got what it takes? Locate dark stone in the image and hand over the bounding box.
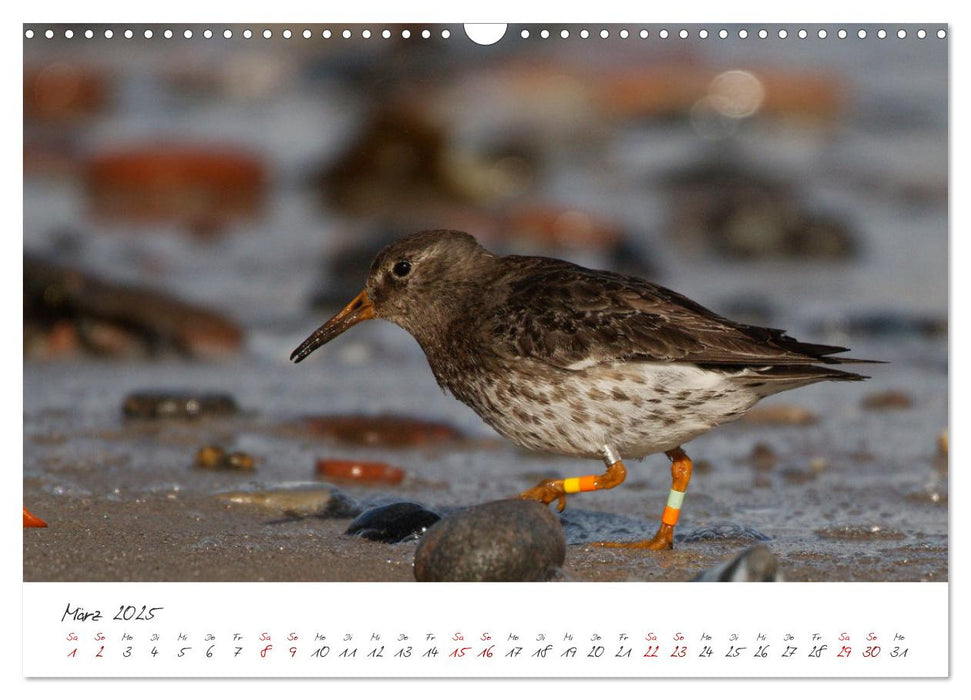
[680,523,770,543]
[414,500,566,582]
[123,392,238,420]
[346,502,441,543]
[693,545,782,582]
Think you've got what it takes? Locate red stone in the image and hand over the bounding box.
[315,459,405,486]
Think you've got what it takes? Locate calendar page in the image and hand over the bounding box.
[21,10,949,684]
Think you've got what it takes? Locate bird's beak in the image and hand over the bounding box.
[290,290,375,363]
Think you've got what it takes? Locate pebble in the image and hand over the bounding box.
[122,392,239,420]
[194,446,256,472]
[305,414,464,447]
[749,442,778,471]
[680,524,770,543]
[414,500,565,582]
[861,390,915,411]
[815,524,906,541]
[346,502,441,543]
[693,545,782,582]
[740,404,817,426]
[315,459,405,485]
[216,484,360,519]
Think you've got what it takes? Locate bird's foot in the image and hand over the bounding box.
[593,524,674,550]
[518,479,568,512]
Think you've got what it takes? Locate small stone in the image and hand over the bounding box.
[694,545,782,582]
[749,442,778,471]
[861,390,914,411]
[741,404,817,426]
[216,484,360,519]
[305,414,464,447]
[23,507,48,528]
[315,459,405,485]
[414,500,566,582]
[193,446,256,472]
[680,524,770,543]
[346,502,441,543]
[815,524,906,540]
[123,392,238,420]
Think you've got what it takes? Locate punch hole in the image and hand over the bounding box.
[540,29,549,39]
[639,29,648,39]
[620,29,629,39]
[421,29,430,39]
[362,29,371,39]
[581,29,590,38]
[401,29,410,38]
[897,29,906,39]
[699,29,709,39]
[659,29,669,39]
[520,29,529,39]
[243,29,252,39]
[164,29,173,38]
[382,29,391,38]
[758,29,767,39]
[937,29,946,39]
[264,29,273,39]
[778,29,788,38]
[25,29,34,38]
[144,29,153,39]
[679,29,688,39]
[917,29,926,38]
[600,29,609,38]
[342,29,351,39]
[857,29,867,39]
[283,29,292,39]
[738,29,748,39]
[45,29,53,38]
[877,29,887,39]
[818,29,827,39]
[203,29,212,39]
[323,29,332,38]
[184,29,193,39]
[561,29,569,39]
[718,29,727,39]
[64,29,74,38]
[798,29,807,39]
[303,29,311,39]
[223,29,232,39]
[125,29,133,39]
[838,29,847,39]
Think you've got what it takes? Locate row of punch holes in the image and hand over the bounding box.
[24,25,948,43]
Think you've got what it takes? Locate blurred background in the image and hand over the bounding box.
[23,25,948,582]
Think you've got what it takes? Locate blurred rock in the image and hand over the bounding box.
[315,459,405,486]
[749,442,778,471]
[25,255,243,359]
[740,404,817,426]
[814,311,946,339]
[414,500,565,582]
[693,544,782,582]
[661,159,858,260]
[861,390,915,411]
[85,145,266,232]
[122,392,238,420]
[24,63,109,123]
[193,446,256,472]
[217,484,360,519]
[346,502,441,543]
[304,414,464,447]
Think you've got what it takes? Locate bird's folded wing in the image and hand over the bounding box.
[480,262,852,370]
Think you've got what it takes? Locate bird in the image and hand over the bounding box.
[291,230,872,549]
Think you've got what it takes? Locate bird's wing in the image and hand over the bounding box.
[480,260,852,370]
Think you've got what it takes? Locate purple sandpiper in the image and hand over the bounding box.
[292,230,872,549]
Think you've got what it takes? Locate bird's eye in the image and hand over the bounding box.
[392,261,412,278]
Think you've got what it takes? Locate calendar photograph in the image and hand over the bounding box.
[23,23,947,594]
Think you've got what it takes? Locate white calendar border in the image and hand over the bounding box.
[10,0,960,694]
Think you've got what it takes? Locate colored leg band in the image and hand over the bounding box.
[563,475,598,494]
[661,489,686,526]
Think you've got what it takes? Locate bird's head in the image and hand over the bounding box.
[290,230,493,363]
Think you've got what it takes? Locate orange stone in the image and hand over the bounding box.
[315,459,405,485]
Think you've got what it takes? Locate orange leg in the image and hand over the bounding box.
[597,446,693,550]
[518,446,627,512]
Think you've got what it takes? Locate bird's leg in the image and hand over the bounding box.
[517,445,627,512]
[598,446,693,550]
